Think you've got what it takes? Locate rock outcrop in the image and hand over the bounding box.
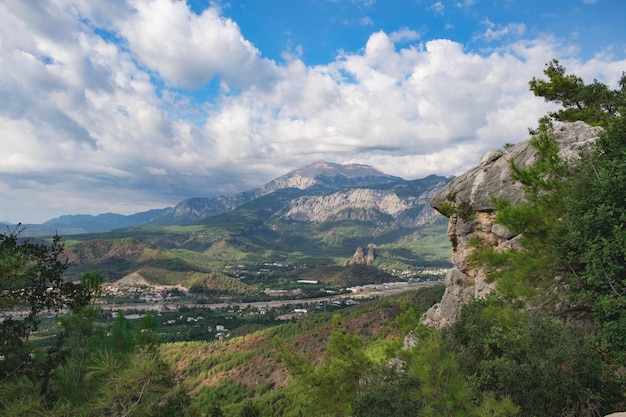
[345,244,376,266]
[422,121,602,328]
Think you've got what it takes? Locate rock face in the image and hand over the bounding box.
[422,121,602,328]
[345,244,376,266]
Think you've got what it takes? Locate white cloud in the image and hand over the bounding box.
[360,16,375,26]
[355,0,377,7]
[1,0,624,223]
[480,18,526,41]
[390,28,421,43]
[200,33,563,183]
[116,0,278,90]
[429,1,445,16]
[456,0,476,7]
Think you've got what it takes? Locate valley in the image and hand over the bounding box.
[51,162,452,296]
[3,161,456,416]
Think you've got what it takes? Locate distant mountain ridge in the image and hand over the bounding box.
[60,163,452,283]
[11,161,448,237]
[4,208,170,237]
[151,160,405,225]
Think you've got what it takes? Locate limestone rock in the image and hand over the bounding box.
[422,121,602,327]
[345,244,376,266]
[430,121,602,211]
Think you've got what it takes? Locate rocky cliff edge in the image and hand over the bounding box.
[422,121,602,328]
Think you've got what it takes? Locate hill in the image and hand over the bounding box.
[9,208,169,237]
[157,285,446,416]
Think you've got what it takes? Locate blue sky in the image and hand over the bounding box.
[1,0,625,223]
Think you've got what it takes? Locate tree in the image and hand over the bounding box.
[406,327,519,417]
[0,227,90,380]
[557,110,626,357]
[352,361,422,417]
[471,118,570,307]
[529,59,626,127]
[449,298,604,417]
[88,347,177,417]
[281,315,371,417]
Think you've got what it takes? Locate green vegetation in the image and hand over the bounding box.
[0,228,90,381]
[558,112,626,356]
[155,285,445,417]
[0,229,200,415]
[530,59,625,127]
[437,201,474,221]
[466,62,626,414]
[449,298,604,417]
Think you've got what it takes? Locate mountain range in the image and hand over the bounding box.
[7,161,447,236]
[5,161,452,285]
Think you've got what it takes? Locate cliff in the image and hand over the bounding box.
[422,121,603,327]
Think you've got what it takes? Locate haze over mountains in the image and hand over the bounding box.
[6,161,450,237]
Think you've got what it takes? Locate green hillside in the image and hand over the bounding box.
[157,285,447,416]
[62,204,451,290]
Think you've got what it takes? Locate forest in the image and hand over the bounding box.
[1,61,625,416]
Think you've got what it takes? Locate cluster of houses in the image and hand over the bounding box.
[100,284,183,304]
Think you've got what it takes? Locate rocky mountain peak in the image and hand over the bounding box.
[155,161,410,224]
[299,160,390,178]
[263,160,402,193]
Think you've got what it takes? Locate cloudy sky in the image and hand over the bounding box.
[1,0,625,224]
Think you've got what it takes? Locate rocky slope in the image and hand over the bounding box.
[422,121,602,327]
[278,176,446,227]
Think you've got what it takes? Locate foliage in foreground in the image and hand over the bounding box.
[469,62,626,413]
[0,254,193,416]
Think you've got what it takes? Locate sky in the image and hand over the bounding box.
[1,0,625,224]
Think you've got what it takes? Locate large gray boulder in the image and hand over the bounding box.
[422,121,602,328]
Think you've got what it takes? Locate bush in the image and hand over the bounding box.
[449,298,606,417]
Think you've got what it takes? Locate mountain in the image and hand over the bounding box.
[61,163,452,284]
[45,208,169,231]
[14,208,169,237]
[152,160,404,224]
[11,161,435,236]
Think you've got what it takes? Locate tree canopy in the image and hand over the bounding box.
[0,227,90,380]
[529,59,626,127]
